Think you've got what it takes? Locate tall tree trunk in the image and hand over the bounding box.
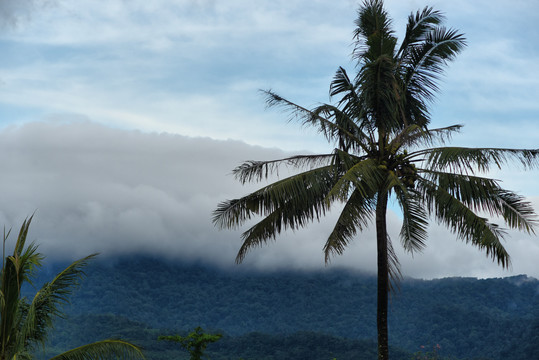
[376,192,389,360]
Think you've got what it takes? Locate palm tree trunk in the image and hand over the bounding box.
[375,191,389,360]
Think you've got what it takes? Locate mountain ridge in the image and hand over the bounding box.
[30,255,539,360]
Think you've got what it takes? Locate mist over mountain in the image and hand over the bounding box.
[3,120,539,281]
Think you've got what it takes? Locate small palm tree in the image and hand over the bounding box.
[158,326,222,360]
[213,1,539,359]
[0,216,144,360]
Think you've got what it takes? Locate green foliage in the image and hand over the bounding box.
[48,340,145,360]
[39,258,539,360]
[158,327,222,360]
[0,217,144,360]
[42,315,414,360]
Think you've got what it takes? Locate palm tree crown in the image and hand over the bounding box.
[0,217,145,360]
[213,1,539,359]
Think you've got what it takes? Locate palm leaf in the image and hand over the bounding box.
[48,339,144,360]
[311,104,372,153]
[421,169,537,233]
[404,27,466,102]
[419,147,539,173]
[356,53,400,132]
[330,66,356,98]
[329,67,370,136]
[353,0,395,59]
[263,90,367,152]
[0,217,43,359]
[397,6,444,59]
[323,189,376,263]
[324,158,382,202]
[20,254,98,348]
[232,154,334,184]
[394,187,429,254]
[233,168,338,263]
[392,124,462,151]
[214,166,336,231]
[386,236,402,292]
[417,176,511,267]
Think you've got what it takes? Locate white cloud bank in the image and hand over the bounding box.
[1,119,538,280]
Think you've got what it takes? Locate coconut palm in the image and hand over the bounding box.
[0,216,144,360]
[213,1,539,359]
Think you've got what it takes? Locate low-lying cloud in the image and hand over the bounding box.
[0,119,537,279]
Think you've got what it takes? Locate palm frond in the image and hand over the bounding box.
[387,236,402,293]
[397,6,444,59]
[10,216,43,285]
[313,104,375,154]
[404,27,466,102]
[235,210,282,263]
[20,254,98,347]
[418,147,539,173]
[233,168,343,263]
[356,53,400,132]
[323,189,375,263]
[324,158,382,203]
[48,339,144,360]
[394,187,429,254]
[352,1,403,134]
[421,169,537,233]
[213,166,336,232]
[353,0,395,60]
[0,217,43,358]
[417,176,511,267]
[392,124,462,151]
[330,66,356,98]
[263,90,368,152]
[232,154,334,184]
[329,67,367,130]
[13,217,33,257]
[495,190,537,233]
[236,198,331,264]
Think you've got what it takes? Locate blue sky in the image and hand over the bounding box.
[0,0,538,279]
[3,0,537,150]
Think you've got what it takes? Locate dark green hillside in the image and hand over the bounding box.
[32,256,539,360]
[39,315,411,360]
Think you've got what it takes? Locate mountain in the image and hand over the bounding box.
[31,256,539,360]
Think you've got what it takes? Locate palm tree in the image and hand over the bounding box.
[158,327,222,360]
[0,216,145,360]
[213,1,539,359]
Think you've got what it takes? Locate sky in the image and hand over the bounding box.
[0,0,538,279]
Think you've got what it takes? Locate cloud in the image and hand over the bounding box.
[0,0,357,152]
[1,0,537,154]
[0,119,287,263]
[0,0,57,29]
[0,119,537,280]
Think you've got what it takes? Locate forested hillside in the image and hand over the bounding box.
[31,257,539,360]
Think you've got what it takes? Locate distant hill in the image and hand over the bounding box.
[31,256,539,360]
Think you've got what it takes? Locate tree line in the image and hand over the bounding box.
[33,256,539,360]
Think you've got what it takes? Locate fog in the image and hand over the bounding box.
[1,120,537,279]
